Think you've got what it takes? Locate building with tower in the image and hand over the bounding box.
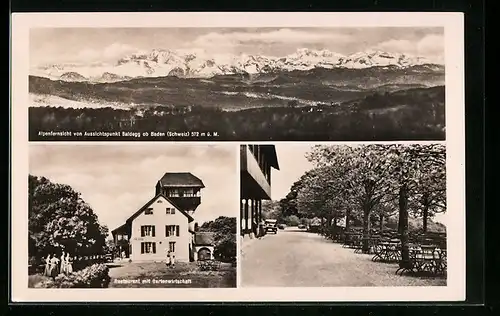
[112,172,207,262]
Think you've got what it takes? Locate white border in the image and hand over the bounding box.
[11,12,465,302]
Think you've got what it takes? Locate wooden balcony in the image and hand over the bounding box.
[240,145,271,199]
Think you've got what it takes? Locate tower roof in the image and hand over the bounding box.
[158,172,205,188]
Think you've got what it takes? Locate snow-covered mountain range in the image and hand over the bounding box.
[31,48,442,82]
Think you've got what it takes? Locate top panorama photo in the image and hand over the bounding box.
[29,27,445,141]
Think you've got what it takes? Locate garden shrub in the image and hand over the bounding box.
[43,264,111,288]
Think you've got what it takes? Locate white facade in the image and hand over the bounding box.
[130,195,192,262]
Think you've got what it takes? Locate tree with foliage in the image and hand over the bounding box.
[261,200,281,221]
[372,199,399,231]
[28,175,109,259]
[279,177,305,217]
[307,145,393,253]
[381,144,446,266]
[411,159,446,233]
[296,165,350,230]
[283,215,301,227]
[200,216,237,263]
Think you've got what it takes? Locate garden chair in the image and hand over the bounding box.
[352,235,364,253]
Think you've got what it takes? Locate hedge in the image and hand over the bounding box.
[35,264,111,288]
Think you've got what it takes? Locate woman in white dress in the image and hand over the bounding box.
[44,254,51,276]
[60,251,66,275]
[65,253,73,274]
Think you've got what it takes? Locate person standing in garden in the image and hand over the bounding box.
[44,254,51,276]
[166,250,171,267]
[49,254,59,279]
[65,253,73,274]
[60,251,66,275]
[170,251,176,269]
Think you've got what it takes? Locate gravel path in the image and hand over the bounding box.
[241,227,446,287]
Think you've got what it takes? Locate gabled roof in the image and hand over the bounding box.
[194,232,215,246]
[124,193,195,224]
[111,223,128,234]
[157,172,205,188]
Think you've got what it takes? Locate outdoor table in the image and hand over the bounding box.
[401,244,447,275]
[350,234,363,252]
[197,259,221,271]
[413,245,437,273]
[354,236,372,254]
[342,232,354,248]
[434,247,447,274]
[372,241,401,263]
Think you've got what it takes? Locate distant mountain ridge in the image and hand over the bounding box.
[31,48,444,82]
[28,62,445,111]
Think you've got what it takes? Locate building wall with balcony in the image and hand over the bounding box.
[240,145,279,238]
[240,145,271,200]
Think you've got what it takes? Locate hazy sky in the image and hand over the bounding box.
[30,27,444,66]
[270,143,447,226]
[271,143,314,201]
[29,144,237,234]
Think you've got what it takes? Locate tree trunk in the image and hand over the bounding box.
[422,194,430,233]
[326,215,332,228]
[422,205,429,233]
[362,204,371,253]
[333,216,338,240]
[346,209,351,231]
[379,214,384,232]
[399,184,410,263]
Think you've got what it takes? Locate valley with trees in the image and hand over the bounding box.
[28,64,445,141]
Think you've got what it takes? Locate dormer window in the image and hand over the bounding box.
[145,208,153,215]
[166,207,176,215]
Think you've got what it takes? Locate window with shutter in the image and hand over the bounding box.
[141,242,156,254]
[176,225,180,236]
[169,242,176,252]
[166,225,176,237]
[141,225,155,237]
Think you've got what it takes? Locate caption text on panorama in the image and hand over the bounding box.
[37,130,220,139]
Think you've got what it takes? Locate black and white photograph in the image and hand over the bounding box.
[240,143,448,288]
[27,143,237,288]
[12,12,465,302]
[29,27,445,141]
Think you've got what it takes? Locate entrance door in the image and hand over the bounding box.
[197,248,211,261]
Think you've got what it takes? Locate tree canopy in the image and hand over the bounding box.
[199,216,237,263]
[277,144,446,256]
[28,175,109,259]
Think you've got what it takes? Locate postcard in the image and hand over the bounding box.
[10,12,465,302]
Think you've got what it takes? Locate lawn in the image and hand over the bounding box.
[107,261,236,288]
